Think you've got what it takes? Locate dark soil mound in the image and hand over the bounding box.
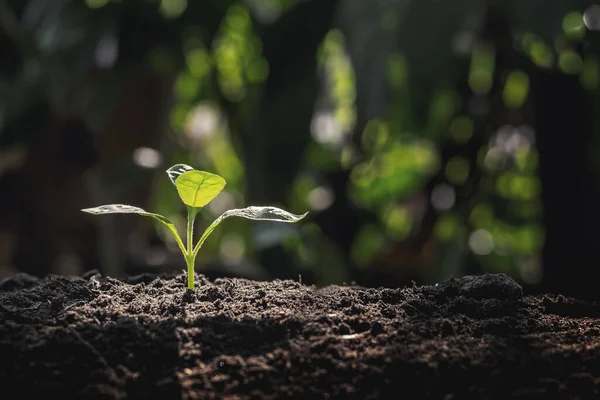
[1,271,599,399]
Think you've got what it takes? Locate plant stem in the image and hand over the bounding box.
[186,255,195,290]
[186,207,198,290]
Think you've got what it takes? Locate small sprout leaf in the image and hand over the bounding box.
[166,163,194,186]
[82,204,151,215]
[82,164,308,290]
[175,170,226,208]
[218,206,308,223]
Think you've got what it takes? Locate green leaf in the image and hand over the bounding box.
[82,204,165,220]
[81,204,185,255]
[216,206,309,223]
[175,170,226,208]
[193,206,308,256]
[166,163,194,186]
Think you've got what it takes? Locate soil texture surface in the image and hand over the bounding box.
[1,271,600,399]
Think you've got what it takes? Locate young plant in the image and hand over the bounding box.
[82,164,308,290]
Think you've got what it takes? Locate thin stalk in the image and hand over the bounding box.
[186,207,198,290]
[186,255,195,290]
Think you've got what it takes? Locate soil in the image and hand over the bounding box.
[1,271,600,400]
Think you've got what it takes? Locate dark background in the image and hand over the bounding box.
[1,0,600,298]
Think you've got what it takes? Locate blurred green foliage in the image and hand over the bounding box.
[2,0,600,288]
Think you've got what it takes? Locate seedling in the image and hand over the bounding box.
[82,164,308,290]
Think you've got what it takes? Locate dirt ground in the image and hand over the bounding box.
[1,271,599,399]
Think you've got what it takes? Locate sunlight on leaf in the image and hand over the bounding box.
[175,170,226,208]
[83,204,158,216]
[217,206,308,223]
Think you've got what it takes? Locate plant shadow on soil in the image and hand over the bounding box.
[1,271,600,399]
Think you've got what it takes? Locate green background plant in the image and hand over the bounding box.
[1,0,599,298]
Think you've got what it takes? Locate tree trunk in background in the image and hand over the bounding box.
[536,71,599,299]
[241,0,339,205]
[235,0,339,280]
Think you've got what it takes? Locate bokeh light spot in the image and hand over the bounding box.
[184,103,221,142]
[434,215,459,241]
[186,48,211,78]
[468,229,494,255]
[308,186,335,211]
[362,119,389,153]
[95,34,118,68]
[562,11,586,40]
[350,162,375,188]
[468,42,495,94]
[311,112,343,148]
[383,206,412,240]
[175,74,201,101]
[530,41,554,68]
[584,5,600,30]
[502,70,529,109]
[160,0,187,19]
[431,184,456,211]
[559,49,583,75]
[133,147,162,169]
